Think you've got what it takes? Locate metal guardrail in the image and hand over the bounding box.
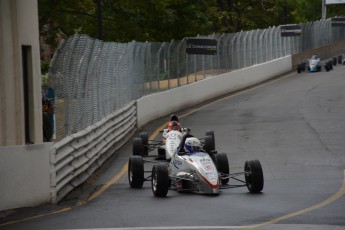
[50,101,136,203]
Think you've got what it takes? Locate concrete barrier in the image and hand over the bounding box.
[0,143,53,211]
[137,56,292,128]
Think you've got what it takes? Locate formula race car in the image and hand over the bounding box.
[128,132,264,197]
[297,55,322,73]
[297,54,339,73]
[132,115,215,161]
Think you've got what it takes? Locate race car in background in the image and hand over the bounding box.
[297,55,322,73]
[132,115,215,161]
[297,54,339,73]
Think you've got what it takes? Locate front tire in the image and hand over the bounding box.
[215,153,230,185]
[152,164,169,197]
[128,156,144,188]
[244,160,264,193]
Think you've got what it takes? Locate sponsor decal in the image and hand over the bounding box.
[280,24,302,37]
[201,162,214,171]
[186,38,217,55]
[173,159,182,169]
[332,17,345,27]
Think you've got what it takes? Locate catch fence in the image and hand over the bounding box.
[49,19,345,141]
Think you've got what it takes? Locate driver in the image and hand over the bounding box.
[182,137,202,154]
[311,54,318,60]
[163,121,182,141]
[167,121,182,132]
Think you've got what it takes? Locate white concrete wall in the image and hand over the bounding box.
[0,143,53,211]
[137,56,292,127]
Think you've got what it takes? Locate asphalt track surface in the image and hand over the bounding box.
[1,65,345,230]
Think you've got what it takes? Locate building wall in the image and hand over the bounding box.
[0,0,43,146]
[0,0,51,211]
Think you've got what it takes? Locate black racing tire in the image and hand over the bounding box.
[204,135,215,154]
[244,160,264,193]
[333,57,337,66]
[139,131,149,156]
[329,60,333,70]
[215,153,230,185]
[325,63,330,72]
[297,66,301,73]
[128,156,144,188]
[338,55,342,64]
[157,147,166,160]
[133,138,144,156]
[151,164,169,197]
[205,130,215,142]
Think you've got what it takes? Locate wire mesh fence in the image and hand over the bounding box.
[49,19,345,141]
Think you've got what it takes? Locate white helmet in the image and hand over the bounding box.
[184,137,201,153]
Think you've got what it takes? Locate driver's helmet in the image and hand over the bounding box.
[167,121,181,132]
[311,54,318,59]
[184,137,201,153]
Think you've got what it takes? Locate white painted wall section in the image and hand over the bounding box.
[0,143,52,211]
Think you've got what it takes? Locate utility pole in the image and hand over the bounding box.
[97,0,103,40]
[322,0,327,19]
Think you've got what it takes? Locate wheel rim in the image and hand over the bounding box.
[129,166,133,184]
[245,165,252,189]
[152,171,158,192]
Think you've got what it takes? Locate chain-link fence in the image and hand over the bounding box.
[49,19,345,141]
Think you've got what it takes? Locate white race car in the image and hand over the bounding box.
[132,115,215,161]
[128,134,264,197]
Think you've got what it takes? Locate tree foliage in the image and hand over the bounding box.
[38,0,345,47]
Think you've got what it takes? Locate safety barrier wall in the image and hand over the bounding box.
[50,101,136,203]
[137,56,292,128]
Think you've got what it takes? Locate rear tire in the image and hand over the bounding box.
[157,147,166,160]
[128,156,144,188]
[152,164,169,197]
[139,132,149,156]
[244,160,264,193]
[133,138,144,156]
[205,130,215,142]
[215,153,229,185]
[297,64,302,73]
[325,63,330,72]
[204,135,215,154]
[338,55,342,64]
